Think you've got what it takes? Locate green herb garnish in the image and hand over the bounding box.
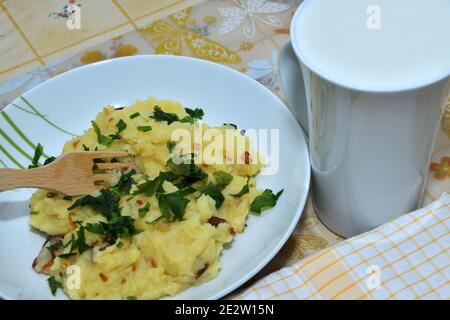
[28,143,44,168]
[250,189,284,215]
[151,106,179,124]
[85,216,140,244]
[92,121,114,147]
[70,225,91,254]
[180,108,204,123]
[115,169,136,195]
[200,184,225,209]
[129,112,140,119]
[28,143,55,168]
[167,141,176,153]
[151,106,204,124]
[47,276,63,296]
[231,177,250,197]
[68,189,120,219]
[127,296,138,300]
[138,203,150,218]
[156,191,190,222]
[116,119,127,133]
[137,125,152,132]
[223,123,237,129]
[197,171,233,208]
[213,170,233,187]
[133,171,174,197]
[30,210,39,215]
[166,154,207,187]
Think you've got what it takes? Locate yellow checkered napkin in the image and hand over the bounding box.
[235,193,449,300]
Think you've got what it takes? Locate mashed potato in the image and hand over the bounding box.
[29,97,276,300]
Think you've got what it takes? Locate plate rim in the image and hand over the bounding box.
[1,55,311,300]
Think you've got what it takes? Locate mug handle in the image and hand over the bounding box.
[278,41,309,135]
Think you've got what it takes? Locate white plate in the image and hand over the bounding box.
[0,55,310,300]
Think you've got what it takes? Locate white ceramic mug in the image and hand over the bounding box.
[279,1,450,238]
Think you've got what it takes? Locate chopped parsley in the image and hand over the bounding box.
[223,123,237,129]
[92,121,114,147]
[70,225,91,254]
[199,171,233,209]
[68,189,121,219]
[85,215,140,245]
[181,108,204,124]
[129,112,140,119]
[47,276,63,296]
[213,170,233,187]
[167,141,176,153]
[30,210,39,215]
[116,119,127,133]
[155,190,191,222]
[28,143,55,169]
[166,154,207,187]
[133,171,174,197]
[250,189,284,215]
[200,184,225,209]
[231,176,250,197]
[151,106,179,124]
[151,106,204,124]
[138,203,150,218]
[115,169,136,195]
[137,125,152,132]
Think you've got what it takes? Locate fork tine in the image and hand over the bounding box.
[88,151,129,159]
[93,173,116,181]
[95,162,132,170]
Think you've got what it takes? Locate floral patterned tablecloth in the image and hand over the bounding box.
[0,0,449,296]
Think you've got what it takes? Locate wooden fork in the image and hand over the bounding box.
[0,151,131,196]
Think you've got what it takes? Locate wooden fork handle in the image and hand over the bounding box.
[0,167,53,192]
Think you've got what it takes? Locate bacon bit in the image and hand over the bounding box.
[92,240,99,246]
[208,216,226,227]
[72,140,80,148]
[108,117,114,123]
[242,151,252,164]
[32,257,38,269]
[99,273,108,282]
[121,279,126,284]
[150,258,157,268]
[195,263,209,279]
[42,259,54,271]
[68,215,76,230]
[201,164,210,168]
[131,265,136,272]
[229,227,236,235]
[136,199,143,206]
